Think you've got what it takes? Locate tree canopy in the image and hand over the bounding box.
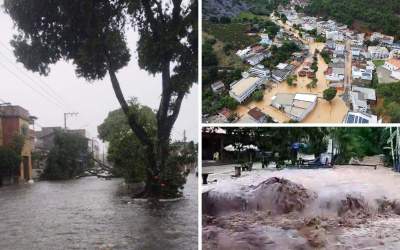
[98,100,156,183]
[42,131,90,180]
[323,88,337,103]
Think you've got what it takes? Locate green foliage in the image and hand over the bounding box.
[305,0,400,38]
[287,75,297,86]
[219,16,232,24]
[202,91,239,115]
[42,131,90,180]
[203,21,259,49]
[307,78,318,89]
[223,43,234,55]
[331,128,389,164]
[220,95,239,110]
[280,13,287,23]
[323,87,337,102]
[320,50,331,64]
[9,134,25,155]
[225,127,328,165]
[376,82,400,122]
[373,60,385,67]
[98,101,156,183]
[371,70,379,89]
[263,41,301,67]
[99,101,189,197]
[0,146,21,177]
[0,134,27,179]
[223,127,390,166]
[157,155,187,198]
[203,40,218,67]
[310,61,318,72]
[252,89,264,101]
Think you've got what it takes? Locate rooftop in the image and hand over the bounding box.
[387,58,400,68]
[230,77,260,97]
[0,105,31,121]
[248,107,266,121]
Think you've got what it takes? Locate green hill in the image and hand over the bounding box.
[305,0,400,39]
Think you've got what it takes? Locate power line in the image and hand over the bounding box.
[0,42,96,132]
[0,46,73,111]
[0,41,76,110]
[0,59,66,111]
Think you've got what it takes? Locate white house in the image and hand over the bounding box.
[368,46,389,60]
[350,86,376,113]
[344,111,378,124]
[370,32,394,45]
[229,77,266,103]
[335,44,345,54]
[246,53,266,66]
[236,47,251,59]
[211,81,225,94]
[352,67,373,81]
[271,93,318,122]
[383,58,400,71]
[260,34,272,46]
[383,58,400,80]
[248,65,270,78]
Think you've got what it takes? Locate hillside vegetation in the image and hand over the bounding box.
[305,0,400,39]
[203,0,289,19]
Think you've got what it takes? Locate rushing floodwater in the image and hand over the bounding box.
[203,164,400,249]
[0,174,198,250]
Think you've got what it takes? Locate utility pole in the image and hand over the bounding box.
[64,112,78,129]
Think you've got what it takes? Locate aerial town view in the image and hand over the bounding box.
[202,0,400,123]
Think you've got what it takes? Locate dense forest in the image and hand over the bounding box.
[305,0,400,39]
[376,82,400,123]
[203,0,290,19]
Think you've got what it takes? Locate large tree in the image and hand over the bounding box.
[42,131,91,180]
[4,0,198,197]
[98,100,157,183]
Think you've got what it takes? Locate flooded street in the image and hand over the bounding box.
[235,13,349,123]
[0,174,198,250]
[203,164,400,249]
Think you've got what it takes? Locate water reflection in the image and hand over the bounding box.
[0,174,198,250]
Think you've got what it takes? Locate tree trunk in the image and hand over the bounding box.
[108,68,161,197]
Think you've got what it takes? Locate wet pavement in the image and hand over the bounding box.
[0,174,198,250]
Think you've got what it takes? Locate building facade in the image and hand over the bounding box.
[0,105,35,184]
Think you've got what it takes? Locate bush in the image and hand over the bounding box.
[0,146,21,178]
[252,90,264,101]
[323,87,337,102]
[219,95,239,110]
[320,50,331,64]
[42,131,91,180]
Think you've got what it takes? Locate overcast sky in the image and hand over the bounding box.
[0,2,199,151]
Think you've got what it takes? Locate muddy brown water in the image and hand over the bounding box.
[0,174,198,250]
[203,166,400,249]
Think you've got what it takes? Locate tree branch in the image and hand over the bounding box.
[166,90,185,133]
[157,62,171,128]
[108,68,153,149]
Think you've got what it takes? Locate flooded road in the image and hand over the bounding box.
[0,174,198,250]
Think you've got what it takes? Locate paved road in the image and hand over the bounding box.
[344,40,352,89]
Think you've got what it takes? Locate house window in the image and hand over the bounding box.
[21,124,29,137]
